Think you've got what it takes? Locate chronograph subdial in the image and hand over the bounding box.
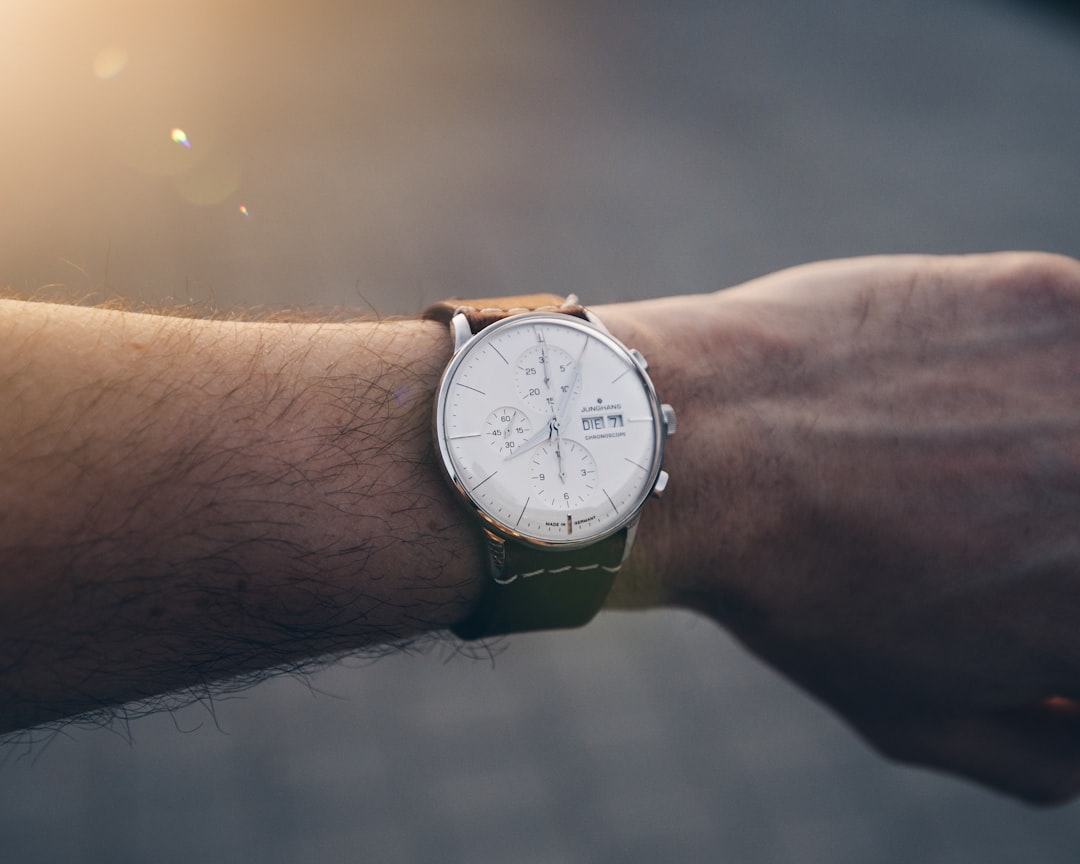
[484,407,533,457]
[514,342,580,415]
[529,439,598,509]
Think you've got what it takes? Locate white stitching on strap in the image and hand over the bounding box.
[513,563,623,580]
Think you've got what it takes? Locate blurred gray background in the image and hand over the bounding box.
[3,0,1080,861]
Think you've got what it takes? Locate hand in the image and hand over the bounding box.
[554,340,587,428]
[600,252,1080,804]
[508,415,556,459]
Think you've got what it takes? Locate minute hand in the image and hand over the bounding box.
[509,338,587,461]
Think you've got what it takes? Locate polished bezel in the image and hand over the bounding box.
[433,311,667,551]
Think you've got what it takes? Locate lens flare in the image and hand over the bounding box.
[238,205,250,217]
[170,128,191,149]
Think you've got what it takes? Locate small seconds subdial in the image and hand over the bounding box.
[529,439,598,508]
[485,407,533,457]
[514,342,580,415]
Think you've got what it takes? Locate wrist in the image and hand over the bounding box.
[595,294,796,620]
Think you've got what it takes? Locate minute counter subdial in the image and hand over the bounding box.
[514,343,579,415]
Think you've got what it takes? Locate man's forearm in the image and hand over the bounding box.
[9,253,1080,804]
[0,301,482,732]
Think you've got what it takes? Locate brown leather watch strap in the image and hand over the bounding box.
[451,531,626,640]
[422,293,588,331]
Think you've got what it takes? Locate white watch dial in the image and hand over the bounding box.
[436,313,664,546]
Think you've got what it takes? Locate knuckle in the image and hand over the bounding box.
[1000,251,1080,303]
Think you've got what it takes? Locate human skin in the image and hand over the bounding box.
[2,251,1080,803]
[603,252,1080,804]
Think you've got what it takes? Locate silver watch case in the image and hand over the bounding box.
[433,308,674,552]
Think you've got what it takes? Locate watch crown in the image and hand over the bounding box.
[662,403,676,437]
[651,470,670,498]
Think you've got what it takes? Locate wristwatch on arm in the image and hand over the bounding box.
[425,294,676,639]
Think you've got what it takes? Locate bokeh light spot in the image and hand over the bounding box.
[92,46,128,80]
[170,128,192,149]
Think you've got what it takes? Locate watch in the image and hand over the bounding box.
[425,293,675,639]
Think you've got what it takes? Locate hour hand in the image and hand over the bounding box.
[508,416,554,458]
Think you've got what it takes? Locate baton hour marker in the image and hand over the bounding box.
[473,470,498,490]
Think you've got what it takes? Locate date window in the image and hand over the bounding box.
[582,416,606,432]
